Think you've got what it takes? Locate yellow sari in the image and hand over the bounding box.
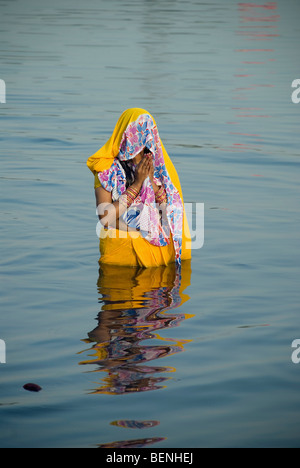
[87,108,191,268]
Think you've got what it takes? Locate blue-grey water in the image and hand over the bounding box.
[0,0,300,448]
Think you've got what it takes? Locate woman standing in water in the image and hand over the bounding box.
[87,108,191,267]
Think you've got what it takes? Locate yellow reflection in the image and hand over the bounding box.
[79,260,192,395]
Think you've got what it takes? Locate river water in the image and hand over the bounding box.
[0,0,300,448]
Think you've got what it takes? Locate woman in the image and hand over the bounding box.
[87,108,191,268]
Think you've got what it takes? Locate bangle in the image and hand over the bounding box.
[119,186,140,209]
[156,194,167,205]
[155,185,164,198]
[155,186,167,204]
[127,186,139,199]
[156,185,163,193]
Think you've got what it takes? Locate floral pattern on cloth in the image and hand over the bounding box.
[98,114,183,266]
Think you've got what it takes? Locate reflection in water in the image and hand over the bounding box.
[79,261,192,448]
[110,420,160,430]
[97,437,166,449]
[79,261,192,395]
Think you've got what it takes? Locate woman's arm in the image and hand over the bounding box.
[95,185,125,229]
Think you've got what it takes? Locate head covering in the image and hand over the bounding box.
[87,108,149,174]
[87,108,186,265]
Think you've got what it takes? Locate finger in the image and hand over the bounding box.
[141,158,148,168]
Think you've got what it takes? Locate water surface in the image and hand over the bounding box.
[0,0,300,448]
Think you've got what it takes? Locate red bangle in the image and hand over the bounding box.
[119,186,140,209]
[155,186,167,204]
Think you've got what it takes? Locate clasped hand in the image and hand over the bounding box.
[134,154,154,187]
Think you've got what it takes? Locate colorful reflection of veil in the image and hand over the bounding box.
[79,260,193,396]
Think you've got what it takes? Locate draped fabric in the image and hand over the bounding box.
[87,108,191,267]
